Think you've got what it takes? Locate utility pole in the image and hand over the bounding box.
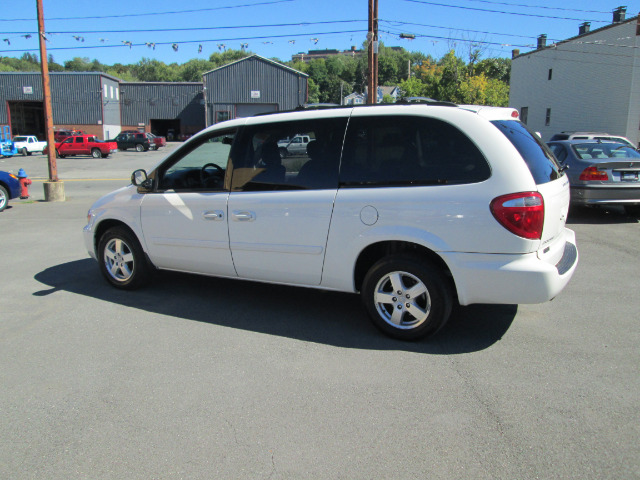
[37,0,65,201]
[367,0,378,104]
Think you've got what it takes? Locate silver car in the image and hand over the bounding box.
[547,140,640,216]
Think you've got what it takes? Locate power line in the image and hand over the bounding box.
[0,0,294,22]
[460,0,611,15]
[2,20,367,36]
[402,0,612,23]
[380,29,534,49]
[381,19,562,42]
[0,30,366,55]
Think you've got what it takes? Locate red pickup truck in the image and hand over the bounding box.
[53,135,118,158]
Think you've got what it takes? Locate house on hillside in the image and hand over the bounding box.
[345,86,401,105]
[509,7,640,144]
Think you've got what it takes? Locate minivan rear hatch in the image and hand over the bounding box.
[492,120,571,264]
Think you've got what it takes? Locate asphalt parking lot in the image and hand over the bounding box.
[1,146,639,479]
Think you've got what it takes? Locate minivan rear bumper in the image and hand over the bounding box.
[443,228,578,305]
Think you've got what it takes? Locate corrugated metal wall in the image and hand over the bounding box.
[0,72,117,124]
[203,56,308,124]
[120,83,204,126]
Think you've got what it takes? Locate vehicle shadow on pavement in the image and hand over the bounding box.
[567,205,639,225]
[33,259,516,354]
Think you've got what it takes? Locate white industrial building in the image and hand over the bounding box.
[509,7,640,145]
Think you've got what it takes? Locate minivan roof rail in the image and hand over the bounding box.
[396,97,458,107]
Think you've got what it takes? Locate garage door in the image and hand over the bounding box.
[236,104,278,118]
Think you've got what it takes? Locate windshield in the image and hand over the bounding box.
[572,143,640,160]
[13,136,27,142]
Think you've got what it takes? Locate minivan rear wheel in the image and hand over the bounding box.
[361,255,452,340]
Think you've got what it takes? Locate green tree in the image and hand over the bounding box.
[0,53,40,71]
[47,55,64,72]
[436,50,467,102]
[131,58,180,82]
[307,78,320,103]
[381,93,395,104]
[208,49,251,68]
[64,57,99,71]
[179,58,215,82]
[398,76,428,98]
[475,57,511,83]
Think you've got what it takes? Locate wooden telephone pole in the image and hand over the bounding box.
[36,0,65,201]
[367,0,378,104]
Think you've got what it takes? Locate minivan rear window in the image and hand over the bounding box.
[492,120,563,184]
[340,115,490,186]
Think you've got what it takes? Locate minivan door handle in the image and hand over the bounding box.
[232,211,256,222]
[202,210,224,221]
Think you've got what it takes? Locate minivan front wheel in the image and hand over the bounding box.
[362,255,452,340]
[98,227,150,289]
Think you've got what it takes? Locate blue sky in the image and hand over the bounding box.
[1,0,636,66]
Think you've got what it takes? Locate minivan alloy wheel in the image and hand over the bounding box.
[98,226,150,289]
[373,271,432,328]
[362,255,452,340]
[104,237,135,282]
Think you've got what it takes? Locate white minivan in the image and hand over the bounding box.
[84,104,578,339]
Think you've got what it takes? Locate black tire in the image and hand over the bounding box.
[55,149,60,158]
[279,147,288,159]
[624,205,640,217]
[91,148,101,159]
[97,226,151,290]
[26,151,32,156]
[361,254,452,340]
[21,148,27,156]
[135,143,144,152]
[0,184,8,212]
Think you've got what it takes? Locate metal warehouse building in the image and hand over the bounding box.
[0,72,121,140]
[119,82,205,140]
[203,55,308,126]
[0,56,307,141]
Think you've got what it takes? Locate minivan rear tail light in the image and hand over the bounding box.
[579,166,608,181]
[490,192,544,240]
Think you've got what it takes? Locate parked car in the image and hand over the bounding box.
[54,130,83,142]
[112,132,151,152]
[547,139,640,216]
[277,134,311,157]
[84,104,578,340]
[12,135,47,156]
[146,133,166,149]
[50,135,118,158]
[0,170,21,212]
[550,131,636,149]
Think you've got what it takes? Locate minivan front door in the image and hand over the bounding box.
[139,131,237,277]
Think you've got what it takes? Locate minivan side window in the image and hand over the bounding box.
[156,130,236,191]
[492,120,562,184]
[230,118,348,191]
[340,115,490,186]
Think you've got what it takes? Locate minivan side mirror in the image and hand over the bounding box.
[131,169,152,189]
